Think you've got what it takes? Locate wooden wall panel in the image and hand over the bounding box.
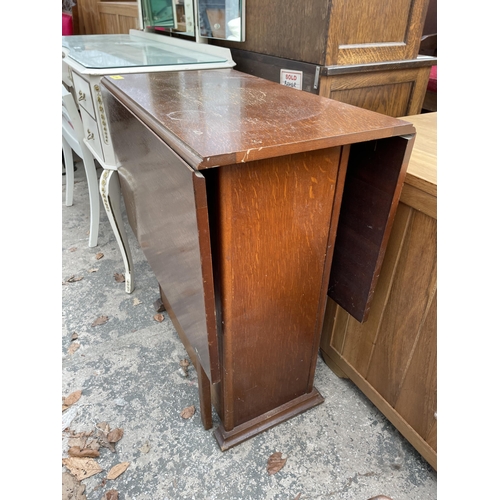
[98,2,139,34]
[75,0,138,34]
[320,201,437,469]
[76,0,101,34]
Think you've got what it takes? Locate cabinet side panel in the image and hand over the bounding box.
[214,149,342,429]
[394,290,437,442]
[103,89,219,383]
[213,1,331,65]
[366,209,437,405]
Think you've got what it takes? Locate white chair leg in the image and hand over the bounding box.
[80,146,100,247]
[62,138,74,207]
[100,168,135,293]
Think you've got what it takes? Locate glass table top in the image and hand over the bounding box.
[62,34,227,69]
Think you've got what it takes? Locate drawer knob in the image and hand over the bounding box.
[78,91,86,101]
[87,130,94,140]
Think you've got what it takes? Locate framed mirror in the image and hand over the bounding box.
[141,0,196,37]
[197,0,245,41]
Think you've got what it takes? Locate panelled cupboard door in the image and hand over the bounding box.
[328,0,431,65]
[215,0,430,66]
[319,66,432,118]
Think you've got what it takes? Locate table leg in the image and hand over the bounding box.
[99,169,135,293]
[196,359,213,430]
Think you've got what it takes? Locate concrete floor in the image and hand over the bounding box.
[62,160,437,500]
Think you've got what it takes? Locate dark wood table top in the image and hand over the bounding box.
[102,68,415,170]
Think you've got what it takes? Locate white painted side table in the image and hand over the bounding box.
[62,29,235,293]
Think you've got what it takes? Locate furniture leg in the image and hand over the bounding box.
[62,138,74,207]
[80,145,100,248]
[196,359,213,430]
[100,168,135,293]
[156,289,213,430]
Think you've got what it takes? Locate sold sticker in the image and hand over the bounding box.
[280,70,303,90]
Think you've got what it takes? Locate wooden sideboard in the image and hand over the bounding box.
[211,0,435,117]
[320,112,437,469]
[215,0,430,66]
[62,30,235,293]
[100,68,416,450]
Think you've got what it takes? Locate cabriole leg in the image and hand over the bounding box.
[100,168,135,293]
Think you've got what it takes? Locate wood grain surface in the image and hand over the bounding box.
[213,0,429,66]
[101,69,415,170]
[207,147,346,429]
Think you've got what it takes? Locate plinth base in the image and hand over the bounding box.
[214,387,325,451]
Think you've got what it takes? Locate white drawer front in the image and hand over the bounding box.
[80,107,103,159]
[73,72,95,119]
[62,60,73,87]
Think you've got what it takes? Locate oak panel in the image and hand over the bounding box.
[76,0,137,34]
[394,291,437,440]
[214,0,429,66]
[365,209,436,405]
[98,2,139,34]
[320,66,432,118]
[210,148,344,429]
[213,1,332,65]
[330,0,431,64]
[339,0,412,45]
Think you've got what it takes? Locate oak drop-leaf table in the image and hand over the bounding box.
[100,69,415,450]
